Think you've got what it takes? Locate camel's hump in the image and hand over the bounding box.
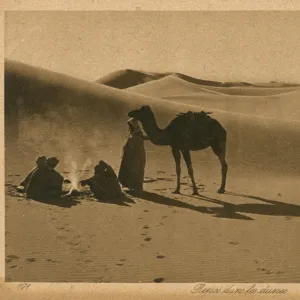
[176,111,213,118]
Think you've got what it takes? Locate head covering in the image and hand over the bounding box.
[127,118,142,136]
[47,157,59,168]
[95,161,107,174]
[36,156,47,164]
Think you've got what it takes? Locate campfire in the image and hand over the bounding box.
[65,159,92,196]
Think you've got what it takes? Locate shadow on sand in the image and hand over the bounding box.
[87,193,136,207]
[221,192,300,217]
[32,196,81,208]
[132,190,300,221]
[128,190,253,220]
[6,185,134,208]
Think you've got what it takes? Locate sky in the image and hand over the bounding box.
[5,11,300,83]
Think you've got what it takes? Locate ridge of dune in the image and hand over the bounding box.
[96,68,300,92]
[192,85,300,97]
[95,69,169,89]
[126,74,224,97]
[161,95,300,123]
[127,73,300,98]
[255,81,300,87]
[160,89,300,121]
[95,69,224,90]
[95,69,258,90]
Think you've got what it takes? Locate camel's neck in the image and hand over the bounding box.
[141,115,170,146]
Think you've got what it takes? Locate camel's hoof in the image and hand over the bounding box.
[192,191,200,195]
[217,188,225,194]
[172,190,181,194]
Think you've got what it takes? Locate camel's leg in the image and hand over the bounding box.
[172,147,181,194]
[211,139,228,194]
[181,149,199,195]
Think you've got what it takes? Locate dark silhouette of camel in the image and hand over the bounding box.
[128,105,228,195]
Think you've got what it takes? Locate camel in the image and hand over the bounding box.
[127,105,228,195]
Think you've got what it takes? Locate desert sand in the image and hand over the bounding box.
[4,60,300,283]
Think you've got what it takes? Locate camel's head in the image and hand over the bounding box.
[128,105,153,121]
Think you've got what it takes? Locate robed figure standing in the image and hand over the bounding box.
[118,118,148,194]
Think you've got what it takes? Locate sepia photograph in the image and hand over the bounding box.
[4,10,300,284]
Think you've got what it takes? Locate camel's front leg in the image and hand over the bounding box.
[172,147,181,194]
[181,149,199,195]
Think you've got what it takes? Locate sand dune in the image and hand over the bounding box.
[162,90,300,121]
[126,75,223,97]
[5,59,300,175]
[95,69,168,89]
[127,74,300,98]
[97,68,299,92]
[5,59,300,283]
[96,69,226,90]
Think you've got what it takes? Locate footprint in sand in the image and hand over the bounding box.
[141,233,147,236]
[67,240,80,246]
[229,241,238,245]
[10,265,18,269]
[143,225,149,229]
[156,255,165,259]
[257,267,266,272]
[239,249,249,253]
[6,255,19,263]
[144,179,157,183]
[116,263,124,266]
[119,259,126,262]
[46,259,59,263]
[156,177,173,182]
[153,277,164,283]
[161,216,168,219]
[51,260,60,264]
[154,188,168,192]
[172,210,179,213]
[143,210,149,213]
[144,237,152,242]
[257,267,283,275]
[26,258,36,262]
